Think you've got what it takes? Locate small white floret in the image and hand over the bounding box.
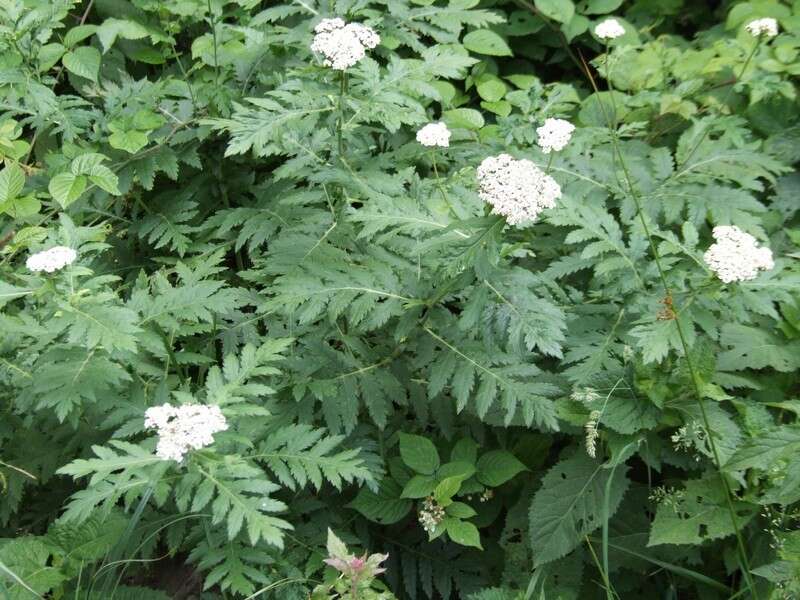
[476,154,561,227]
[25,246,77,273]
[595,18,625,40]
[703,225,774,283]
[310,18,380,70]
[416,122,451,148]
[536,118,575,154]
[144,403,229,462]
[745,18,778,38]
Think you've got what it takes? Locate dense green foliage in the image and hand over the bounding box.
[1,0,799,598]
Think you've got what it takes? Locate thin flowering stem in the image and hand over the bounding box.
[338,71,347,156]
[589,41,761,599]
[544,152,555,175]
[430,151,457,217]
[677,36,763,171]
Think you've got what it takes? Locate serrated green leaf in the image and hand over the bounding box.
[445,518,482,548]
[529,453,629,565]
[399,433,440,475]
[62,46,101,82]
[476,450,527,486]
[462,30,512,56]
[49,172,87,208]
[534,0,575,23]
[401,474,437,498]
[0,162,24,203]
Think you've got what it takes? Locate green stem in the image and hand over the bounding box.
[431,152,456,217]
[207,0,220,84]
[594,46,760,600]
[338,71,347,156]
[677,36,763,170]
[544,152,555,174]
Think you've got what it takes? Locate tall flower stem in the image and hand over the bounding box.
[590,42,760,599]
[544,152,555,174]
[431,151,456,217]
[678,36,763,170]
[338,71,348,157]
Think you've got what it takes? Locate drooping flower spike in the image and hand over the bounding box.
[416,122,451,148]
[477,153,561,226]
[703,225,774,283]
[310,18,380,70]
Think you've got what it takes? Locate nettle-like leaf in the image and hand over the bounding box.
[529,452,629,566]
[0,537,66,599]
[648,477,756,546]
[717,323,800,373]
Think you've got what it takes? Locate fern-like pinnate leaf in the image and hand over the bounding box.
[255,424,374,490]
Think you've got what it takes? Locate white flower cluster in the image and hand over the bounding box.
[26,246,77,273]
[418,497,445,535]
[745,17,779,38]
[477,154,561,226]
[536,118,575,154]
[595,18,625,40]
[144,403,228,462]
[310,18,380,70]
[416,122,451,148]
[703,225,774,283]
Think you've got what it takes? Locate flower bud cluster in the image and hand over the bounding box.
[418,497,445,535]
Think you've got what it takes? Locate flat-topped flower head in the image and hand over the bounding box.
[310,17,380,70]
[745,17,778,38]
[26,246,77,273]
[595,18,625,40]
[536,118,575,154]
[416,122,451,148]
[703,225,774,283]
[476,153,561,226]
[145,403,228,462]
